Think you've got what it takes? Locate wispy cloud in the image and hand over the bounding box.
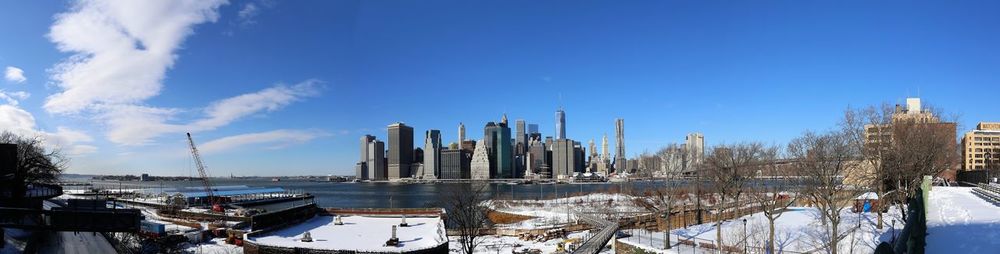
[198,129,329,154]
[103,79,323,145]
[42,0,323,148]
[0,90,29,106]
[4,66,26,83]
[0,100,96,156]
[45,0,228,114]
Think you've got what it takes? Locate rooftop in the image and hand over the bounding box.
[247,215,447,252]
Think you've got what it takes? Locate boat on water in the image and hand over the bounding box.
[271,178,281,182]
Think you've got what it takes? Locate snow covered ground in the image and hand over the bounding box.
[181,238,242,254]
[449,230,613,253]
[620,207,895,254]
[489,193,649,229]
[248,215,447,252]
[926,186,1000,253]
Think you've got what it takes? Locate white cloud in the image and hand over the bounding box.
[104,79,322,145]
[45,0,228,114]
[4,66,26,83]
[237,3,259,24]
[0,90,29,106]
[235,0,274,26]
[198,129,328,154]
[0,104,97,155]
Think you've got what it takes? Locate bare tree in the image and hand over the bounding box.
[886,115,958,220]
[790,131,862,254]
[436,183,492,254]
[841,104,894,229]
[1,131,66,185]
[703,142,767,249]
[745,144,795,253]
[634,144,691,249]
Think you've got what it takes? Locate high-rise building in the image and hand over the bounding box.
[357,135,376,180]
[367,139,386,180]
[574,141,585,173]
[551,139,577,179]
[587,139,598,173]
[528,137,547,177]
[484,119,514,178]
[423,130,441,179]
[516,119,527,152]
[388,123,414,180]
[555,109,566,139]
[528,124,539,135]
[440,148,471,179]
[614,118,626,172]
[471,139,491,180]
[515,119,527,178]
[863,97,958,179]
[686,132,705,165]
[597,134,610,174]
[962,122,1000,171]
[458,122,466,146]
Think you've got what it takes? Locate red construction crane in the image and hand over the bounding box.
[186,133,224,212]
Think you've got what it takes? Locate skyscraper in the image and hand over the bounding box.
[367,139,386,180]
[484,118,514,178]
[528,137,546,177]
[458,122,465,146]
[686,132,705,165]
[440,148,471,179]
[528,124,539,135]
[551,139,577,179]
[555,109,566,139]
[588,139,597,173]
[514,119,526,179]
[388,123,414,180]
[614,118,626,173]
[423,130,441,179]
[357,135,376,180]
[515,119,527,154]
[470,139,491,180]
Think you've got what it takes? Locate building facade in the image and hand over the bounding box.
[963,122,1000,170]
[686,132,705,165]
[388,123,414,180]
[440,149,471,179]
[614,118,626,172]
[367,139,386,180]
[551,139,577,179]
[423,130,441,179]
[555,109,566,140]
[357,135,376,180]
[471,139,491,180]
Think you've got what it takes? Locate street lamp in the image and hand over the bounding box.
[742,218,748,254]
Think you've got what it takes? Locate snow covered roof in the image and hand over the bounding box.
[247,215,447,252]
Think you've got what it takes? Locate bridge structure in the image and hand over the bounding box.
[571,211,620,254]
[1,144,142,249]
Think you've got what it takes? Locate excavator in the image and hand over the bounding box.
[186,133,225,213]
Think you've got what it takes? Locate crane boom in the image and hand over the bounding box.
[186,133,215,200]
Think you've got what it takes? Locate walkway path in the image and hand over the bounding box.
[926,186,1000,253]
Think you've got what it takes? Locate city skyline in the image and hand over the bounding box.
[2,1,1000,176]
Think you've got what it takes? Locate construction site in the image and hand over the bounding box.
[1,133,316,253]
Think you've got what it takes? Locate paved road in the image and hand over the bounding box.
[37,231,117,254]
[37,201,117,254]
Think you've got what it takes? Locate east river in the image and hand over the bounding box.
[66,177,687,208]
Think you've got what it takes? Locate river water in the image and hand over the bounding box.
[68,177,688,208]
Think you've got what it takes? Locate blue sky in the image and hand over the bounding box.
[1,0,998,176]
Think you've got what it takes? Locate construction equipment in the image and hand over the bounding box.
[186,133,224,213]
